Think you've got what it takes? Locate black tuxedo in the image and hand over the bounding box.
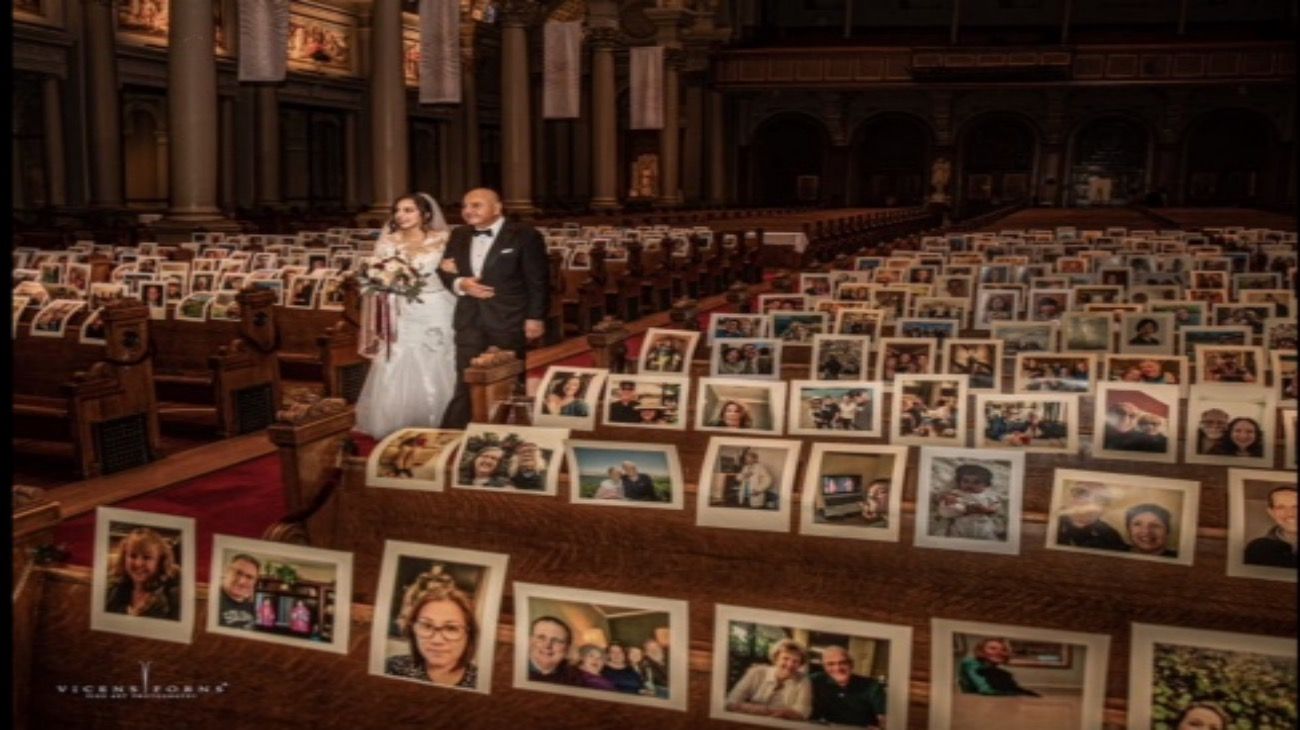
[437,219,549,428]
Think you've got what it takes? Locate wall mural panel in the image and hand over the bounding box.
[115,0,230,55]
[286,6,357,77]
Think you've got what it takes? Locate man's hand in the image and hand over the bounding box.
[461,277,495,299]
[525,319,545,340]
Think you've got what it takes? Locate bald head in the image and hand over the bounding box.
[462,188,503,228]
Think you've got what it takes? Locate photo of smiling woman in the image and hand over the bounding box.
[91,507,196,644]
[370,541,508,694]
[103,526,182,620]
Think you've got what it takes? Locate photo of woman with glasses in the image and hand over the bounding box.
[385,566,482,688]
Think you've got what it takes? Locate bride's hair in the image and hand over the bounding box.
[388,193,435,233]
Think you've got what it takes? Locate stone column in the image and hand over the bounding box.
[500,1,538,216]
[366,0,409,216]
[219,95,236,211]
[161,0,233,227]
[254,85,282,207]
[682,78,704,203]
[344,113,359,208]
[461,26,481,190]
[707,88,726,204]
[83,0,123,208]
[42,76,67,207]
[655,50,683,207]
[589,28,620,210]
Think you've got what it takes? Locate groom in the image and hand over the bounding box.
[437,187,549,429]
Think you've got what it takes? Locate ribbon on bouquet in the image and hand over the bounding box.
[359,293,401,362]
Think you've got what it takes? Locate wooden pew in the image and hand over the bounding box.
[274,277,370,403]
[152,288,281,437]
[591,244,644,322]
[12,299,160,479]
[559,255,606,338]
[627,241,673,313]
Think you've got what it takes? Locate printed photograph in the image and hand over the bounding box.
[1103,355,1188,397]
[453,424,570,495]
[696,378,788,436]
[1264,318,1297,351]
[974,289,1021,329]
[914,447,1024,556]
[209,290,242,321]
[286,275,320,309]
[1213,303,1271,335]
[206,535,352,654]
[1149,300,1207,329]
[1285,409,1297,471]
[1179,325,1250,358]
[532,366,609,431]
[758,294,808,313]
[565,441,683,509]
[974,394,1078,454]
[1195,345,1265,386]
[709,313,767,343]
[799,443,908,542]
[875,338,936,382]
[696,437,802,533]
[368,541,508,692]
[1028,289,1072,322]
[771,311,828,344]
[1184,385,1275,468]
[990,321,1057,357]
[811,334,869,381]
[787,381,883,437]
[890,375,969,447]
[90,507,196,644]
[513,582,689,711]
[1128,624,1296,730]
[895,318,960,342]
[711,604,912,730]
[637,328,699,375]
[175,292,214,321]
[914,297,970,326]
[601,376,688,431]
[1058,312,1113,352]
[367,428,465,492]
[1013,354,1095,394]
[929,619,1110,730]
[1120,312,1176,356]
[1226,469,1297,581]
[1046,469,1200,565]
[28,299,86,338]
[944,339,1003,392]
[712,338,783,380]
[834,307,884,338]
[1092,383,1180,464]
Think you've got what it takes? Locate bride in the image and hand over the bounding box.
[354,193,457,438]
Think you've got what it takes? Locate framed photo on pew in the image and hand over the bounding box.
[787,380,883,437]
[799,443,908,542]
[1183,385,1274,469]
[1045,468,1199,565]
[512,582,689,711]
[929,618,1110,730]
[974,393,1078,454]
[29,299,85,338]
[695,377,787,436]
[451,424,570,496]
[637,328,699,376]
[206,535,353,654]
[711,338,783,381]
[711,603,913,729]
[695,436,801,533]
[564,440,683,509]
[914,446,1025,556]
[1226,468,1298,582]
[90,506,197,645]
[602,375,688,431]
[368,540,508,693]
[890,374,969,447]
[532,366,609,431]
[367,428,465,492]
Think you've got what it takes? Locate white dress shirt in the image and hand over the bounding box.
[455,217,505,295]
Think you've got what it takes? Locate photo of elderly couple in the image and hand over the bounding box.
[565,441,682,509]
[711,605,911,729]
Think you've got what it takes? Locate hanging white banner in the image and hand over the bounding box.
[419,0,461,104]
[630,45,664,130]
[542,21,582,119]
[238,0,289,82]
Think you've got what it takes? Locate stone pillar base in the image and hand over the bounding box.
[652,196,682,208]
[590,198,621,212]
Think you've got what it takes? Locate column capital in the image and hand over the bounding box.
[644,6,691,46]
[588,26,624,51]
[499,0,541,28]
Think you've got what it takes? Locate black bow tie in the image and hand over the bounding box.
[474,229,493,238]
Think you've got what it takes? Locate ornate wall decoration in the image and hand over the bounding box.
[115,0,230,55]
[286,4,357,77]
[403,24,420,87]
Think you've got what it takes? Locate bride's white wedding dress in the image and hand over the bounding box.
[354,231,457,439]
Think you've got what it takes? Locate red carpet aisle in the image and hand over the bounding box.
[54,454,288,583]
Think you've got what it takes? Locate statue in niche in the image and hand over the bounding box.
[630,154,659,199]
[929,157,952,203]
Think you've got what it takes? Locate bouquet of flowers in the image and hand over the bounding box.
[357,254,429,304]
[357,254,430,361]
